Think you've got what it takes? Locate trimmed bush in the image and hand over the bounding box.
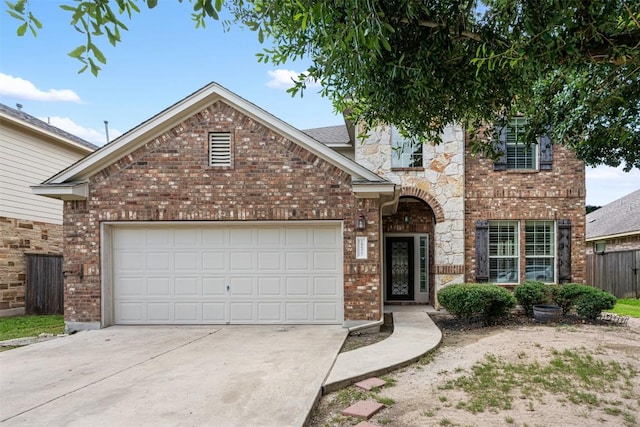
[574,288,617,320]
[551,283,586,314]
[438,283,516,322]
[514,281,549,316]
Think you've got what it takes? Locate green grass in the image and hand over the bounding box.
[0,315,64,341]
[606,299,640,318]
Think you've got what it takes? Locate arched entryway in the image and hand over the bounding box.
[382,196,436,304]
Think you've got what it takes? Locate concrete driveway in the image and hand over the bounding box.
[0,325,347,427]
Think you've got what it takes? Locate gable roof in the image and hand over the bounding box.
[37,82,387,188]
[586,189,640,240]
[0,102,98,152]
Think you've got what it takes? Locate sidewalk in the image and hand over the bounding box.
[323,307,443,393]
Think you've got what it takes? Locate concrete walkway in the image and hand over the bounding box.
[323,307,443,393]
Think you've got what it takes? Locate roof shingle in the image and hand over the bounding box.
[586,189,640,239]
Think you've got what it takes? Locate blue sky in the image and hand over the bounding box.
[1,1,638,206]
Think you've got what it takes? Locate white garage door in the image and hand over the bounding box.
[110,223,343,325]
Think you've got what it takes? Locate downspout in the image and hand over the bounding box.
[347,185,400,332]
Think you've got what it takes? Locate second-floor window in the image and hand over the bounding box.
[506,117,537,170]
[391,126,423,168]
[494,117,553,171]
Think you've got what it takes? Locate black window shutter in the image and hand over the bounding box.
[557,219,571,283]
[493,126,507,171]
[539,133,553,170]
[475,220,489,282]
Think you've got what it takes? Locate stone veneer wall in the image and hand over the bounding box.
[0,216,63,315]
[356,125,466,299]
[63,101,382,327]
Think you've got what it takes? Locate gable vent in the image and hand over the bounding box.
[209,132,231,167]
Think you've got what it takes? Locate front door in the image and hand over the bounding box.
[385,237,415,301]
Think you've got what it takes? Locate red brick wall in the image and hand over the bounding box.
[0,216,63,313]
[464,138,586,284]
[63,101,381,324]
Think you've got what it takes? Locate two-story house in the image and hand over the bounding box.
[0,103,97,317]
[32,83,585,332]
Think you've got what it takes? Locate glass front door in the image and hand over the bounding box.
[385,236,415,300]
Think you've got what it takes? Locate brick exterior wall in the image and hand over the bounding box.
[0,216,63,313]
[63,101,382,325]
[464,138,586,284]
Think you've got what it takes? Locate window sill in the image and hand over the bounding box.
[506,169,539,174]
[391,167,425,172]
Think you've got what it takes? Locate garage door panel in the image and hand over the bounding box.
[175,277,198,296]
[314,252,339,270]
[286,302,311,322]
[112,224,343,325]
[314,302,339,321]
[258,277,282,295]
[115,252,144,272]
[286,277,310,296]
[147,229,172,246]
[202,303,226,321]
[314,277,338,296]
[146,252,171,271]
[202,252,226,270]
[230,252,254,271]
[147,278,171,296]
[286,252,309,270]
[203,277,226,295]
[257,302,282,321]
[175,303,199,322]
[147,303,171,322]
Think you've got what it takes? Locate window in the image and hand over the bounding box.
[391,126,423,168]
[489,221,519,283]
[494,117,553,171]
[419,236,428,292]
[595,241,606,254]
[209,132,231,167]
[525,221,555,282]
[505,117,536,170]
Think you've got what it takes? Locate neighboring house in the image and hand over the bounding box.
[33,83,585,332]
[0,103,97,316]
[586,189,640,254]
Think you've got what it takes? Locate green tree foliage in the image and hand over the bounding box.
[6,0,640,169]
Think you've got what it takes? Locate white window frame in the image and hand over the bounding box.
[209,132,231,167]
[391,126,423,168]
[524,221,556,283]
[488,220,519,283]
[506,117,538,170]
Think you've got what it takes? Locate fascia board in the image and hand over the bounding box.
[31,182,89,200]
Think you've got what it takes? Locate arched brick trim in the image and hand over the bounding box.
[399,188,445,223]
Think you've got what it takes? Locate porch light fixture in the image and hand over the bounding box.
[357,214,366,231]
[403,214,410,224]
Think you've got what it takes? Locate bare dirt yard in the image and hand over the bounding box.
[308,314,640,427]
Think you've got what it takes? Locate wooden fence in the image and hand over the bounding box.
[25,254,64,315]
[586,249,640,298]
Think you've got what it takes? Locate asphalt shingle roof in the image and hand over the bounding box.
[586,188,640,239]
[0,102,98,151]
[302,125,351,145]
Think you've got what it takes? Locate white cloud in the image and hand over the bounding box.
[42,116,122,147]
[266,69,320,89]
[0,73,82,103]
[586,165,640,206]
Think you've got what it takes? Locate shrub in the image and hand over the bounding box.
[514,281,549,316]
[438,284,516,322]
[574,288,617,320]
[551,283,587,314]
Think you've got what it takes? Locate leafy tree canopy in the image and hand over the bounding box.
[6,0,640,170]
